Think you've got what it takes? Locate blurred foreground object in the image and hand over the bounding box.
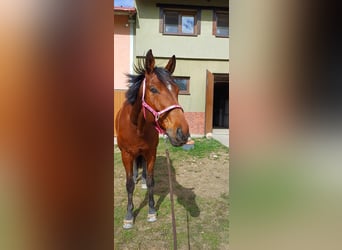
[230,0,342,249]
[0,0,113,249]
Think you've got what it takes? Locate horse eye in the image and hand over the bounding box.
[150,87,158,94]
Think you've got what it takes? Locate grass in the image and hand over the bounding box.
[159,137,228,159]
[114,137,229,249]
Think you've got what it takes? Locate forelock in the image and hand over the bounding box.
[153,67,174,87]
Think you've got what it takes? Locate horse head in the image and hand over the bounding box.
[142,49,190,146]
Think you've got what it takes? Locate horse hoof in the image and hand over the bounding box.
[123,219,133,229]
[147,213,157,222]
[141,183,147,189]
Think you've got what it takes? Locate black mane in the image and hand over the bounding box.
[125,59,174,104]
[125,59,145,104]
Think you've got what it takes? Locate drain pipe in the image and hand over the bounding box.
[128,15,135,75]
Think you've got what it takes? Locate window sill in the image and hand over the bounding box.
[162,33,198,37]
[214,35,229,38]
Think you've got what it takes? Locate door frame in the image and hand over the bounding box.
[114,89,127,136]
[205,70,214,134]
[205,71,229,134]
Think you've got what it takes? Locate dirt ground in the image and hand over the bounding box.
[114,140,229,249]
[174,153,229,199]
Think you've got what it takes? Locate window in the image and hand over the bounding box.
[160,9,200,36]
[174,77,190,95]
[213,11,229,37]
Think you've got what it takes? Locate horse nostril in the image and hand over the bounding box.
[176,127,182,139]
[176,127,188,141]
[176,127,181,136]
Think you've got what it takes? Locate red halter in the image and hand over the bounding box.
[141,79,183,134]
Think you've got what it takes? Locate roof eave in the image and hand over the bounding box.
[113,7,137,15]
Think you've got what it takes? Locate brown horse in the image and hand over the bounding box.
[115,49,190,229]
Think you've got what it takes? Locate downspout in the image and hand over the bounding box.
[128,15,135,75]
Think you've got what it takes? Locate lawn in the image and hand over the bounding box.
[114,137,229,249]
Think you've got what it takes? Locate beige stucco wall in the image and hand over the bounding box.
[135,0,229,60]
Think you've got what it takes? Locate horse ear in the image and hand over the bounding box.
[165,55,176,74]
[145,49,155,74]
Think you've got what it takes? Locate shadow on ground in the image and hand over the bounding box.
[133,156,200,219]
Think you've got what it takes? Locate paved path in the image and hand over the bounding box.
[212,129,229,147]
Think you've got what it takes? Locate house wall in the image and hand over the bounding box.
[154,58,228,111]
[135,0,229,59]
[129,0,229,135]
[114,15,131,89]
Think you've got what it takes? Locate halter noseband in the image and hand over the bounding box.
[141,78,183,134]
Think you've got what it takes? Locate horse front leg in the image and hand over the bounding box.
[122,151,135,229]
[146,155,157,222]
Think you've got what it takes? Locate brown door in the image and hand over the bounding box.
[205,70,214,134]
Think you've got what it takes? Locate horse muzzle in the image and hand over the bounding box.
[166,127,190,146]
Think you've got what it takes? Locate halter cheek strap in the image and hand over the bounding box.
[141,79,183,134]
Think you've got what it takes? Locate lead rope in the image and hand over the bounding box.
[164,137,177,250]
